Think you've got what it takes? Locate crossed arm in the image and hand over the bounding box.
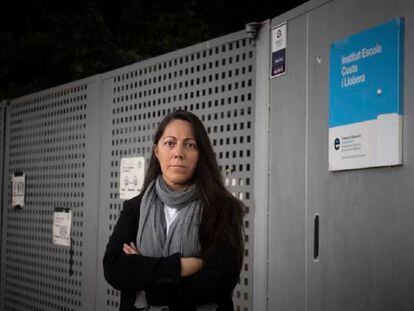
[103,196,240,306]
[122,241,203,277]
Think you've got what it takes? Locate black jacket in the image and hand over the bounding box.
[103,195,240,310]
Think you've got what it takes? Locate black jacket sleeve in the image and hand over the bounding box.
[173,239,240,306]
[146,239,241,308]
[103,195,181,292]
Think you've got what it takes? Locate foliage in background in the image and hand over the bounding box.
[0,0,306,100]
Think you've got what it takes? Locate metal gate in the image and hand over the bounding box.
[0,30,256,311]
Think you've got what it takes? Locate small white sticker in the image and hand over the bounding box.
[119,157,145,200]
[53,208,72,247]
[11,174,25,208]
[271,22,287,78]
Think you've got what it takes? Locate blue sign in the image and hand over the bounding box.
[272,49,286,76]
[329,18,404,171]
[330,18,404,127]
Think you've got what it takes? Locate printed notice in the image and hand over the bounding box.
[53,208,72,247]
[12,173,25,208]
[329,18,404,171]
[119,157,145,199]
[271,23,287,78]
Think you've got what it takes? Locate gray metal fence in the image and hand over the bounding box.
[96,30,255,311]
[0,79,102,311]
[0,30,255,311]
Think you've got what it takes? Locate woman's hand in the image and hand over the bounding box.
[123,242,139,255]
[180,257,203,277]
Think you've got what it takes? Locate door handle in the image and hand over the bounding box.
[314,214,319,260]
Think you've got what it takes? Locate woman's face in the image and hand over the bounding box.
[155,119,199,191]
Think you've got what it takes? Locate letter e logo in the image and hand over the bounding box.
[334,138,340,150]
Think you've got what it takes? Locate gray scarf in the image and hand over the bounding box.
[135,176,218,310]
[136,175,202,258]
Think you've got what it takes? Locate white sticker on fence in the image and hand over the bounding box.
[11,173,25,208]
[53,208,72,247]
[119,156,145,199]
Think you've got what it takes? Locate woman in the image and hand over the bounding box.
[103,110,244,310]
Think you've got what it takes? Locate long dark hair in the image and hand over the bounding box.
[141,109,245,269]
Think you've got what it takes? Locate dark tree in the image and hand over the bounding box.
[0,0,307,100]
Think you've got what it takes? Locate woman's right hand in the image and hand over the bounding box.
[123,242,139,255]
[180,257,203,277]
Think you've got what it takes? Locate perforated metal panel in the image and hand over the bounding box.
[0,80,100,311]
[0,101,6,284]
[96,30,256,311]
[0,102,5,196]
[0,30,255,311]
